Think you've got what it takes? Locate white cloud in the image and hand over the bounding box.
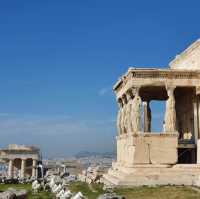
[98,86,112,96]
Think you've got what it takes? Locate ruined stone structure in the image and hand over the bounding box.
[103,39,200,186]
[0,144,40,179]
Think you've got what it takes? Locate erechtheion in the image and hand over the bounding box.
[0,144,40,179]
[103,39,200,186]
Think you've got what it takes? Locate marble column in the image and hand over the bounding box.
[131,87,142,133]
[164,86,176,133]
[121,95,128,134]
[21,159,26,179]
[8,159,14,178]
[117,98,123,135]
[32,159,37,178]
[126,91,133,134]
[143,101,151,132]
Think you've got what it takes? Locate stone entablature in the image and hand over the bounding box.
[0,153,39,161]
[0,150,40,155]
[114,68,200,99]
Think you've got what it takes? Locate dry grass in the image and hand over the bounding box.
[115,185,200,199]
[0,183,200,199]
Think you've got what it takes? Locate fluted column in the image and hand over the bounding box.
[8,159,14,178]
[21,159,26,179]
[32,159,37,178]
[164,86,176,133]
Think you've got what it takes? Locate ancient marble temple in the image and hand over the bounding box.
[103,39,200,186]
[0,144,40,179]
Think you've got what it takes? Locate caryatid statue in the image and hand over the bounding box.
[117,99,123,135]
[164,86,176,133]
[131,87,142,133]
[121,95,128,134]
[125,91,133,134]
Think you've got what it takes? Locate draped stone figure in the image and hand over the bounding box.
[131,88,142,133]
[125,91,133,134]
[121,95,128,134]
[165,87,176,132]
[117,99,123,135]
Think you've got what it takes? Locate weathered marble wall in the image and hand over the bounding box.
[117,133,178,166]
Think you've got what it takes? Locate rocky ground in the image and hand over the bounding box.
[1,183,200,199]
[0,183,53,198]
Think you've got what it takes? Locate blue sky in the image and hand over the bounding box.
[0,0,199,157]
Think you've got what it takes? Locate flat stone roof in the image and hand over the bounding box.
[0,144,40,155]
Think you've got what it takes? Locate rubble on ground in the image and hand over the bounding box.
[79,166,106,184]
[0,188,28,199]
[97,193,125,199]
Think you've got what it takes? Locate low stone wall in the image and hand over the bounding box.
[117,133,178,166]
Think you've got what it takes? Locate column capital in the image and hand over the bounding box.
[165,85,176,91]
[143,101,147,106]
[165,85,176,97]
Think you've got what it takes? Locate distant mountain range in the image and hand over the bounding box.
[75,151,115,158]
